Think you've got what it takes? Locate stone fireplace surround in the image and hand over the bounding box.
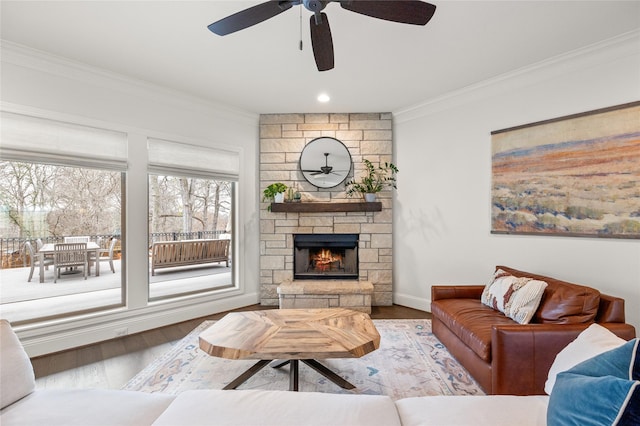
[259,113,393,308]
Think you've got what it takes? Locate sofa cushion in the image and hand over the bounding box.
[152,389,402,426]
[496,266,600,324]
[481,269,547,324]
[396,395,549,426]
[0,319,35,409]
[545,323,627,394]
[0,389,175,426]
[547,338,639,425]
[431,299,516,362]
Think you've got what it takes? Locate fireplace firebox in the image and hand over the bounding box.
[293,234,359,280]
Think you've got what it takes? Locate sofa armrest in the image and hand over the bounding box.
[431,285,484,301]
[490,322,636,395]
[596,294,627,323]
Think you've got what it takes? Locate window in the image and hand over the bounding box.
[147,138,239,300]
[0,112,127,323]
[148,174,234,298]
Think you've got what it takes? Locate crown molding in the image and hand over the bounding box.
[394,29,640,123]
[0,40,258,125]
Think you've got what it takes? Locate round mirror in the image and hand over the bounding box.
[300,137,352,188]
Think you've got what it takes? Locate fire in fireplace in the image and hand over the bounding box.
[293,234,359,280]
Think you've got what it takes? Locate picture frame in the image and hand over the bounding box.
[491,101,640,239]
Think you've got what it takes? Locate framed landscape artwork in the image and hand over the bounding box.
[491,101,640,239]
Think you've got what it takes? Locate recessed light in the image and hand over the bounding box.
[317,93,330,103]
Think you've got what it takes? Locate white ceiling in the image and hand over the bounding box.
[2,1,639,114]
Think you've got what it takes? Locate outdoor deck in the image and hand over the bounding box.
[0,260,232,323]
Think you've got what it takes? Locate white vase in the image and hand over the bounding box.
[274,192,285,203]
[364,193,377,202]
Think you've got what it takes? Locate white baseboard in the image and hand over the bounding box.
[392,292,432,313]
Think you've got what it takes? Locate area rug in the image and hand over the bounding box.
[122,319,484,400]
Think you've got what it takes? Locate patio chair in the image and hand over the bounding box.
[62,237,90,271]
[25,241,53,282]
[98,238,118,273]
[64,236,90,243]
[53,243,88,283]
[36,238,52,268]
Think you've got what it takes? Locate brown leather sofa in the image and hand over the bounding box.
[431,265,636,395]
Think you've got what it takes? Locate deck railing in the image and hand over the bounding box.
[1,231,227,268]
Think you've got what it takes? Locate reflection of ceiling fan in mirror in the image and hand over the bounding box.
[304,153,342,176]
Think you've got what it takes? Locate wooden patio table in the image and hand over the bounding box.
[199,308,380,391]
[38,242,100,283]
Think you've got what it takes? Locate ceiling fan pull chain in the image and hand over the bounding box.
[299,4,303,51]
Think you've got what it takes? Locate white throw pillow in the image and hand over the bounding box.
[481,269,547,324]
[544,323,626,395]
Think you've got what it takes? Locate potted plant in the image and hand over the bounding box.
[263,182,288,204]
[345,159,399,202]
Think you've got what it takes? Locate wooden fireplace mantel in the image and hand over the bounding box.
[270,202,382,213]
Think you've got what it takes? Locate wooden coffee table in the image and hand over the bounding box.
[198,308,380,391]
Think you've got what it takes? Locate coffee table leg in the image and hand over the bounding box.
[271,359,300,391]
[302,359,356,390]
[223,359,270,390]
[289,360,299,391]
[270,359,290,369]
[270,359,355,391]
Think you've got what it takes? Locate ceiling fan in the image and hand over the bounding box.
[207,0,437,71]
[303,153,342,175]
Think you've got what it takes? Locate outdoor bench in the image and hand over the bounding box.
[151,239,230,276]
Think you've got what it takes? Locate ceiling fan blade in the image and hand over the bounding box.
[310,13,334,71]
[340,0,436,26]
[208,1,295,36]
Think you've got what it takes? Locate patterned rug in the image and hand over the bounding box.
[122,319,484,400]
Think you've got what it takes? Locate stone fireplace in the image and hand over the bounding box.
[259,113,393,309]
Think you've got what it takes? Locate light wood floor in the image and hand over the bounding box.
[32,304,431,390]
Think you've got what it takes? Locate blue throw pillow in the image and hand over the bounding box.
[547,338,640,426]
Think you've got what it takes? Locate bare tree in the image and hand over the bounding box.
[48,167,121,236]
[179,178,194,234]
[0,162,58,238]
[212,181,231,233]
[146,175,231,238]
[0,161,122,239]
[149,174,161,238]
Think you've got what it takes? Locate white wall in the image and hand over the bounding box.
[1,42,261,356]
[393,31,640,331]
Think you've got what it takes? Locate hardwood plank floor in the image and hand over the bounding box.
[32,304,430,390]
